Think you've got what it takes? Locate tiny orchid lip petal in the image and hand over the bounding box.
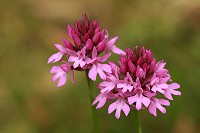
[89,65,97,81]
[50,66,67,87]
[99,81,116,93]
[108,99,130,119]
[92,93,107,109]
[148,98,170,116]
[60,63,71,73]
[48,52,63,64]
[164,83,181,100]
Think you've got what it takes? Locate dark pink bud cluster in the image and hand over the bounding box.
[93,46,181,119]
[48,14,125,87]
[67,14,107,53]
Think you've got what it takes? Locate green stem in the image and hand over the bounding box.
[133,110,142,133]
[85,70,100,133]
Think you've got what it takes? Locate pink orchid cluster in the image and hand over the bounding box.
[92,46,181,119]
[48,14,181,120]
[48,14,125,87]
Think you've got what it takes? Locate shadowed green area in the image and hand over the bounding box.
[0,0,200,133]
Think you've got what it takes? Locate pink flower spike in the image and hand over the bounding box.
[106,36,125,55]
[92,93,107,109]
[94,46,181,117]
[50,66,67,87]
[48,44,67,64]
[148,98,170,116]
[108,99,130,119]
[164,83,181,100]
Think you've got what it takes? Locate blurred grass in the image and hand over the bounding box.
[0,0,200,133]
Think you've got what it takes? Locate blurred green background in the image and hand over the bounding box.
[0,0,200,133]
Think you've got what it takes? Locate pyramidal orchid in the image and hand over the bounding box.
[93,46,181,119]
[48,13,126,133]
[48,13,125,87]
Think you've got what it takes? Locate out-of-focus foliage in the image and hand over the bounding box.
[0,0,200,133]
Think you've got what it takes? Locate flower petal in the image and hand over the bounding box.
[115,106,122,119]
[100,53,111,62]
[97,67,106,80]
[142,96,150,107]
[48,52,63,63]
[57,75,67,87]
[54,44,66,53]
[101,64,112,73]
[106,36,119,48]
[111,45,125,55]
[68,56,78,62]
[128,95,137,105]
[148,103,157,116]
[108,102,117,114]
[136,95,142,110]
[88,65,97,81]
[122,103,130,116]
[92,47,97,59]
[164,92,173,100]
[96,96,106,109]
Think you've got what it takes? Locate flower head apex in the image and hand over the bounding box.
[93,46,181,119]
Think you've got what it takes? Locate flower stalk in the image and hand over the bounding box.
[86,70,100,133]
[133,110,142,133]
